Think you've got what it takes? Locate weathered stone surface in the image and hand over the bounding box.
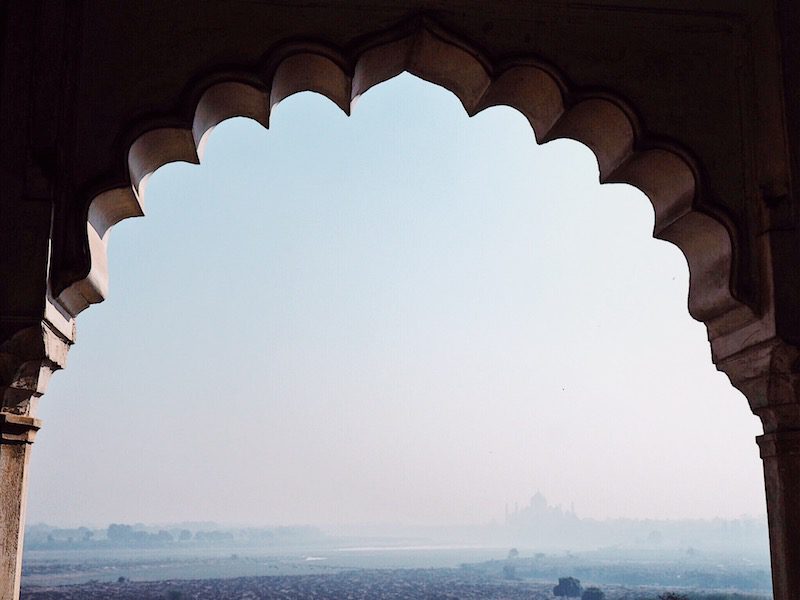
[3,2,800,598]
[0,321,70,599]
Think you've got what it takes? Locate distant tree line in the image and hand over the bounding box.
[24,522,326,549]
[107,524,174,544]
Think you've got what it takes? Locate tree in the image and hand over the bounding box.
[553,577,582,597]
[107,523,133,542]
[156,530,174,543]
[658,594,688,600]
[581,587,604,600]
[507,547,519,559]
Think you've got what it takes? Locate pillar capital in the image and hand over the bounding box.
[715,337,800,433]
[758,430,800,458]
[0,316,72,418]
[0,414,42,445]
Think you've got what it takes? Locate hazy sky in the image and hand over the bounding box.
[29,74,766,528]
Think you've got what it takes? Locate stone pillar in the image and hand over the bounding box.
[722,339,800,600]
[0,415,40,600]
[754,403,800,600]
[758,429,800,598]
[0,319,71,600]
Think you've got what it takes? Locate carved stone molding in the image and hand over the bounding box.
[0,415,41,446]
[0,319,72,418]
[758,430,800,458]
[715,337,800,430]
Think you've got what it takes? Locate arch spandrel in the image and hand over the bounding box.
[53,17,772,384]
[52,2,777,312]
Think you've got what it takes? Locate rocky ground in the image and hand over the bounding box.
[20,569,759,600]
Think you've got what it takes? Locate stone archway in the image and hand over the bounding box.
[3,5,800,599]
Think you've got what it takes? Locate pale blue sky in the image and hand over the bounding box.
[29,74,765,527]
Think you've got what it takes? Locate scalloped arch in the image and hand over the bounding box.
[54,19,757,348]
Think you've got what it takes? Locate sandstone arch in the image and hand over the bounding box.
[3,4,800,598]
[58,21,759,368]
